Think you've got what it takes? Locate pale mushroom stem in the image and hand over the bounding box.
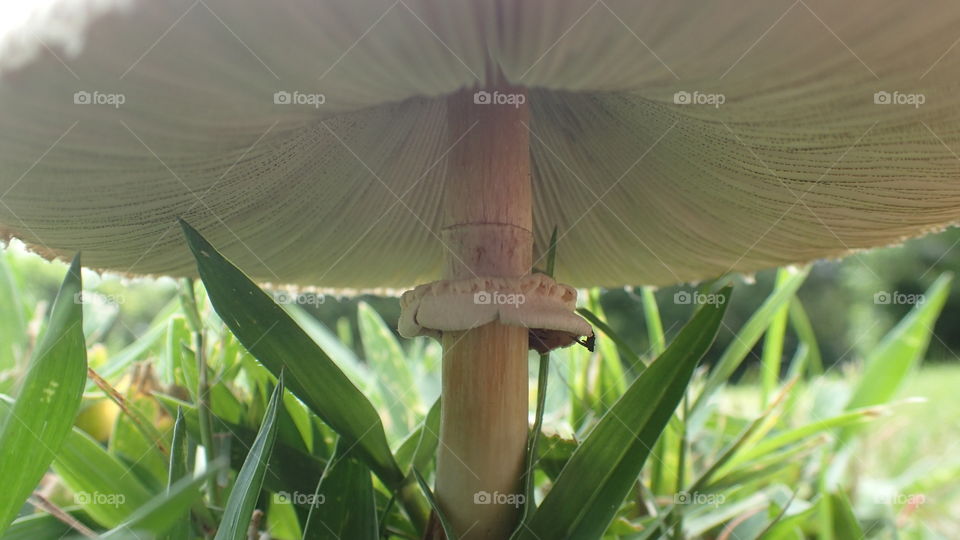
[434,83,532,538]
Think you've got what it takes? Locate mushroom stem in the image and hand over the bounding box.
[434,84,532,538]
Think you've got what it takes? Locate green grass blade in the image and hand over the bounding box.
[761,268,792,405]
[518,353,550,525]
[844,273,951,413]
[545,227,558,276]
[586,291,627,406]
[725,406,882,472]
[514,288,731,540]
[0,253,27,373]
[828,491,863,538]
[576,308,644,371]
[0,254,87,535]
[49,426,154,527]
[163,407,191,540]
[641,286,666,357]
[2,511,87,540]
[395,398,441,475]
[414,470,456,540]
[101,463,224,539]
[284,305,375,395]
[155,395,326,499]
[179,220,402,488]
[305,441,379,540]
[357,301,419,436]
[1,397,153,530]
[519,227,557,523]
[694,267,808,412]
[215,374,284,540]
[787,298,823,376]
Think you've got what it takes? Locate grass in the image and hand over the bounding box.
[720,363,960,537]
[1,236,959,538]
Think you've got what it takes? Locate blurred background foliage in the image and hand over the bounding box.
[8,228,958,376]
[1,227,958,538]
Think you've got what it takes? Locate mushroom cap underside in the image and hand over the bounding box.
[1,0,959,289]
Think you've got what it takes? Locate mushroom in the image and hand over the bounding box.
[2,1,960,537]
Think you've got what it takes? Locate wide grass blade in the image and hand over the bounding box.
[179,220,402,488]
[49,426,154,527]
[0,397,152,530]
[215,374,284,540]
[304,441,379,540]
[0,255,87,534]
[844,274,951,412]
[513,288,731,539]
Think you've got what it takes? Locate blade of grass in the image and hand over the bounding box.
[844,274,950,413]
[179,220,402,488]
[519,227,559,525]
[101,463,225,539]
[50,426,154,527]
[155,395,326,499]
[305,440,379,540]
[0,255,87,535]
[641,286,666,357]
[414,470,456,540]
[761,269,791,405]
[513,288,731,540]
[395,398,441,475]
[828,491,862,538]
[163,407,191,540]
[693,267,808,412]
[357,301,419,436]
[0,253,27,373]
[576,307,644,372]
[787,298,822,376]
[725,406,884,471]
[215,374,284,540]
[685,381,798,497]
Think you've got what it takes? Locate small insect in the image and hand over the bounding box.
[528,330,596,353]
